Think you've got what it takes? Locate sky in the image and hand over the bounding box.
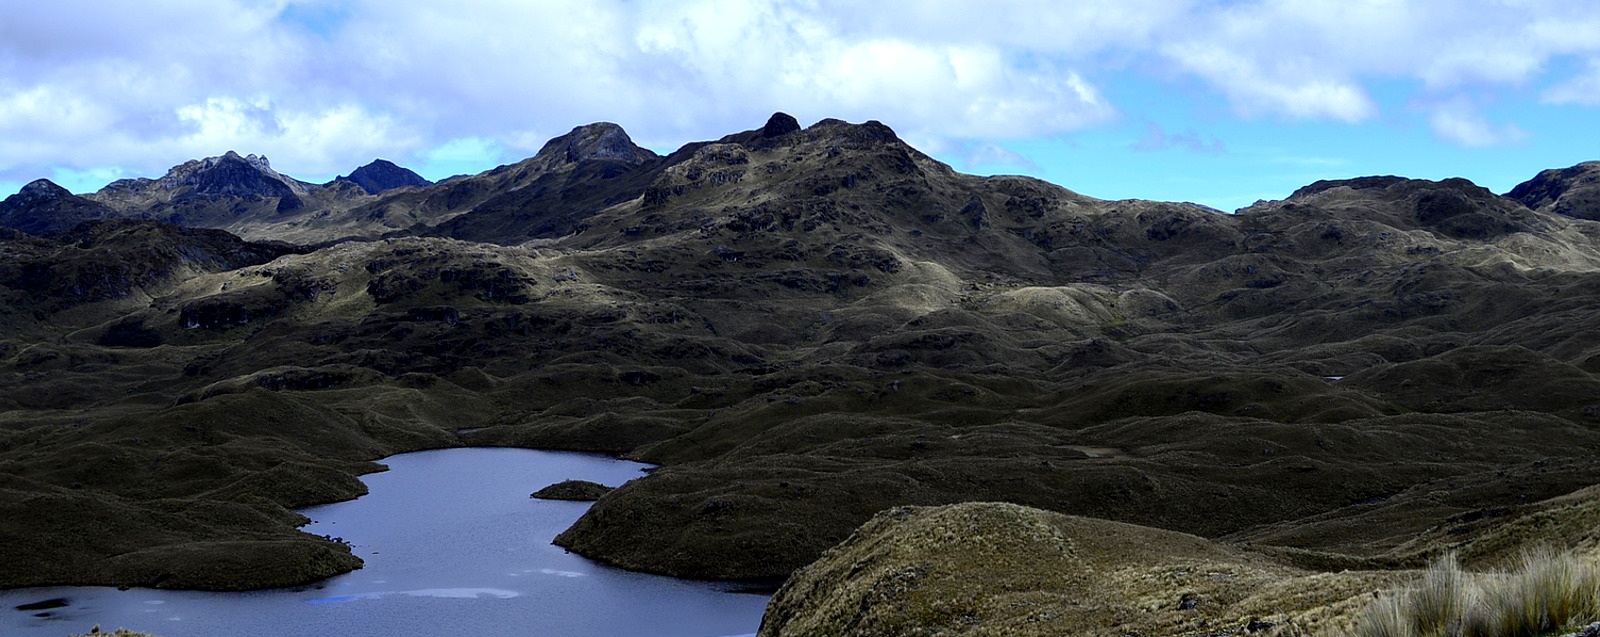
[2,0,1598,212]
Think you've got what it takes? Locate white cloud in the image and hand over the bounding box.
[1544,59,1600,106]
[1164,40,1377,122]
[1,0,1599,191]
[629,0,1117,143]
[1426,104,1531,148]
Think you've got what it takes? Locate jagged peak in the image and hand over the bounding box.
[153,150,307,197]
[209,150,285,179]
[713,115,909,154]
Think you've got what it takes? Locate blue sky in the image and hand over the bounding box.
[2,0,1598,212]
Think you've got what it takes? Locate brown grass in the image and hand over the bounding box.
[1349,549,1600,637]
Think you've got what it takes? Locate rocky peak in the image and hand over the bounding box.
[762,112,801,138]
[337,159,432,195]
[157,151,308,198]
[805,118,904,148]
[534,122,659,166]
[13,178,73,202]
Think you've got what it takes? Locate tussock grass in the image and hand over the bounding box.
[1350,549,1600,637]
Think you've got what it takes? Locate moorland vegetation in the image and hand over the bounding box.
[6,114,1600,633]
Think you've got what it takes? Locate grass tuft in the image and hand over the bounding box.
[1350,549,1600,637]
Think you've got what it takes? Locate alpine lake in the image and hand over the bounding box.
[1,448,771,637]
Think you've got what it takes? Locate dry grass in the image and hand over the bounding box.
[1349,549,1600,637]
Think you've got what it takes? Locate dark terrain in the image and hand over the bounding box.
[5,115,1600,621]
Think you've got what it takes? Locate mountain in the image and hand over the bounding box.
[75,151,427,244]
[5,114,1600,632]
[1508,160,1600,220]
[335,159,432,195]
[92,150,310,203]
[0,178,121,236]
[406,121,667,242]
[86,151,324,231]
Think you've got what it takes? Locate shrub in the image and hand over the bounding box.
[1349,549,1600,637]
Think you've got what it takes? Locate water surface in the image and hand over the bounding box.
[1,448,769,637]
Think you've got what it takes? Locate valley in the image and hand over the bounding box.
[6,113,1600,634]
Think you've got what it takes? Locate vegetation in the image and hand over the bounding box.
[8,115,1600,597]
[1352,551,1600,637]
[531,479,615,501]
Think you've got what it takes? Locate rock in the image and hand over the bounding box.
[762,112,802,138]
[171,151,305,199]
[546,123,658,165]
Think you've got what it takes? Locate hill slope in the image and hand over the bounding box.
[3,115,1600,593]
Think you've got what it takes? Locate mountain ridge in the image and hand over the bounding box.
[8,114,1597,249]
[4,114,1600,636]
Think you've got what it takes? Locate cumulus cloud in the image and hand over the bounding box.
[1426,104,1531,148]
[0,0,1598,190]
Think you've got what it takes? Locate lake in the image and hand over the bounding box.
[0,448,771,637]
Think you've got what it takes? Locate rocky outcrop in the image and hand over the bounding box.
[551,122,659,166]
[762,112,802,138]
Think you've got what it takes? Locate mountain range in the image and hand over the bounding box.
[7,113,1600,634]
